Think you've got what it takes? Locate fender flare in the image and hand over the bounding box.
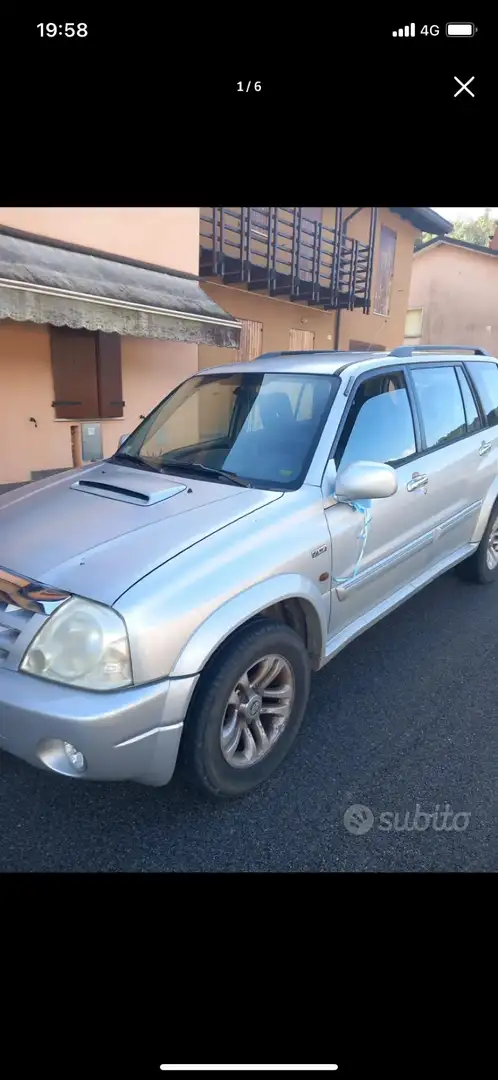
[471,477,498,544]
[169,574,327,678]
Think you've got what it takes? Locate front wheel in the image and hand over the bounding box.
[178,619,311,798]
[457,503,498,584]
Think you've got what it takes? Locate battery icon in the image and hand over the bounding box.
[446,22,475,37]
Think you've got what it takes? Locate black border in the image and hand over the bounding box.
[3,872,493,1077]
[3,13,492,204]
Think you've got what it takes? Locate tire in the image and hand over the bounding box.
[457,502,498,584]
[178,618,311,799]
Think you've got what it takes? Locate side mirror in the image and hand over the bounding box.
[117,434,130,449]
[335,460,398,501]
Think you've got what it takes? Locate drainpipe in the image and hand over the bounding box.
[334,206,373,346]
[343,207,363,226]
[333,208,363,349]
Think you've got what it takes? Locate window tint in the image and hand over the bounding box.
[456,367,481,433]
[335,372,416,470]
[124,371,339,491]
[244,377,317,431]
[467,362,498,427]
[411,366,467,449]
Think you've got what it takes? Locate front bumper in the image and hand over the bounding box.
[0,667,199,786]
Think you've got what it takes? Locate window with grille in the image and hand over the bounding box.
[404,308,424,345]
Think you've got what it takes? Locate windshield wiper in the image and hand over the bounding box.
[112,452,163,474]
[160,460,253,488]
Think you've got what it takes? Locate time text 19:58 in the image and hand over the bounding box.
[37,23,88,37]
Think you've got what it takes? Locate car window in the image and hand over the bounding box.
[455,366,482,434]
[467,362,498,427]
[410,366,467,450]
[122,370,339,491]
[335,371,416,470]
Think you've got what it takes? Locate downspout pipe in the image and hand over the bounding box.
[333,208,361,349]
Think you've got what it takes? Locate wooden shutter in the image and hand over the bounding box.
[96,332,123,418]
[289,328,315,351]
[234,319,263,362]
[50,327,99,420]
[374,226,397,316]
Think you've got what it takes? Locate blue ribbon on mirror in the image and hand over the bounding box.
[332,498,372,584]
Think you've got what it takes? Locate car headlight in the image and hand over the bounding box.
[20,597,132,691]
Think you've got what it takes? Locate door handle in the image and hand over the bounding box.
[407,473,429,492]
[479,441,492,457]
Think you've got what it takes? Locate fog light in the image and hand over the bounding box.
[63,742,86,772]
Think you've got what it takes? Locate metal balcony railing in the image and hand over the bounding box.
[199,207,377,313]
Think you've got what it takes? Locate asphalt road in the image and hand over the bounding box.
[1,569,496,872]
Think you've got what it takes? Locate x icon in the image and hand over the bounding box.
[454,76,475,97]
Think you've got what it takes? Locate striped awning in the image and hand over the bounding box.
[0,230,241,348]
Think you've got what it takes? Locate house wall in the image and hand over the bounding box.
[198,286,338,368]
[0,208,203,486]
[407,245,498,357]
[0,321,197,485]
[0,207,200,274]
[198,208,418,367]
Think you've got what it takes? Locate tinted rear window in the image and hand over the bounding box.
[410,366,467,450]
[467,362,498,427]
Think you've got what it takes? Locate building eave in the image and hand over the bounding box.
[389,207,453,235]
[414,236,498,258]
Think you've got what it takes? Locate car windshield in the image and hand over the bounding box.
[116,371,339,490]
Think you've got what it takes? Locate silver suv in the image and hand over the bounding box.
[1,345,497,798]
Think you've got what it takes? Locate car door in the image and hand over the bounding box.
[325,367,437,637]
[407,363,492,562]
[464,359,498,516]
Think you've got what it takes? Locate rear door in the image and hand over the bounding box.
[464,359,498,518]
[407,363,491,561]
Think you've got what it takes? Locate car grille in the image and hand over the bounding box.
[0,601,45,672]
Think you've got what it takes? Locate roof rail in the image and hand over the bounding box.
[391,345,490,358]
[257,350,338,359]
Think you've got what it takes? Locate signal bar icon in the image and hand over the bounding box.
[393,23,416,37]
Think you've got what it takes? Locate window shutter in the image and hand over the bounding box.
[234,320,263,362]
[289,328,315,351]
[96,332,123,418]
[374,226,397,316]
[50,327,99,420]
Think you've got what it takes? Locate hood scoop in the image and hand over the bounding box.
[70,475,187,506]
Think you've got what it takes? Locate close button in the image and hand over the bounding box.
[454,76,475,97]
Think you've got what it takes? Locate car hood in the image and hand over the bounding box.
[0,462,282,605]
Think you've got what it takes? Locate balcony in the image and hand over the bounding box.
[199,207,377,313]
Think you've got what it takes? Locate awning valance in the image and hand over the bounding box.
[0,230,241,348]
